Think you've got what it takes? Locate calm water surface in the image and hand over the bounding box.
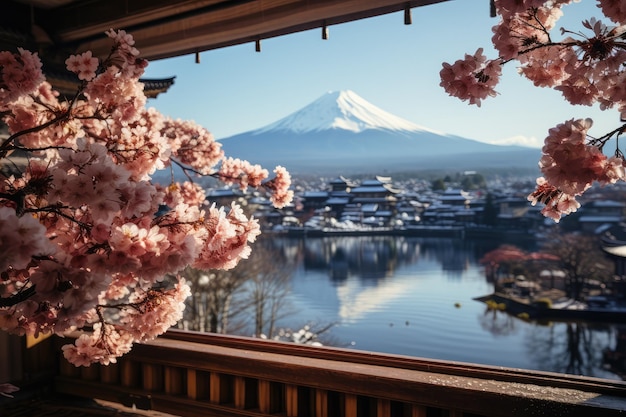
[261,235,624,381]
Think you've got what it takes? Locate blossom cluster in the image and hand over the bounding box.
[439,48,502,106]
[0,30,293,366]
[540,118,624,195]
[440,0,626,222]
[0,48,44,109]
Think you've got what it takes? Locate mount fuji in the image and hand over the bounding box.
[217,90,540,175]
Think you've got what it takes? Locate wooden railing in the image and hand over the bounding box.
[41,329,626,416]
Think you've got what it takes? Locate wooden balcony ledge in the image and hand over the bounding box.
[8,329,626,417]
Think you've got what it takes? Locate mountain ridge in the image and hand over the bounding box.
[218,90,540,175]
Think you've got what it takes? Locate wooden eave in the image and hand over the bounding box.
[6,0,451,61]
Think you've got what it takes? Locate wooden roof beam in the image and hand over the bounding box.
[54,0,450,61]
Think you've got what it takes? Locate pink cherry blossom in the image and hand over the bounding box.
[599,0,626,23]
[439,48,501,107]
[446,0,626,222]
[264,166,294,209]
[164,118,224,174]
[161,181,206,207]
[65,51,99,81]
[537,118,625,198]
[0,207,55,271]
[0,30,294,366]
[0,48,44,108]
[194,202,261,270]
[491,5,560,60]
[527,177,580,223]
[519,46,569,87]
[218,157,269,190]
[121,278,191,342]
[62,323,133,366]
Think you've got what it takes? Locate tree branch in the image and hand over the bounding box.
[0,285,36,307]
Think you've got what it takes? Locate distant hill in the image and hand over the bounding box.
[217,90,541,176]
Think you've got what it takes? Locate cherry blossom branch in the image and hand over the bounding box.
[500,40,577,64]
[0,109,71,156]
[24,205,92,231]
[169,158,204,182]
[588,122,626,150]
[441,1,626,222]
[0,172,53,215]
[171,157,262,186]
[0,284,36,308]
[1,29,290,367]
[97,288,165,313]
[151,216,202,230]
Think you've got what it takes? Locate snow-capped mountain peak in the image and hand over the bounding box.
[217,89,539,174]
[255,90,444,135]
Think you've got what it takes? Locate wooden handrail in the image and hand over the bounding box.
[50,329,626,417]
[162,330,626,396]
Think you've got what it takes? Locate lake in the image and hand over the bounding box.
[258,234,624,381]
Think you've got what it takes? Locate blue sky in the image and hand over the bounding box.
[142,0,618,148]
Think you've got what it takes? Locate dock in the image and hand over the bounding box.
[474,291,626,323]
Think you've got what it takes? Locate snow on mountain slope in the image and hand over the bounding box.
[254,90,445,135]
[217,90,540,175]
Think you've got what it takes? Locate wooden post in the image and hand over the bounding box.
[142,363,163,392]
[344,393,357,417]
[100,363,119,384]
[234,376,246,409]
[164,366,184,395]
[209,372,221,404]
[411,404,428,417]
[315,389,328,417]
[210,372,233,404]
[21,332,56,383]
[377,399,391,417]
[286,384,298,417]
[80,364,99,381]
[59,357,81,378]
[0,333,22,383]
[120,359,140,388]
[258,379,271,414]
[187,369,210,400]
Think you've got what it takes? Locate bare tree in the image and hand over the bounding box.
[177,239,299,338]
[178,266,249,334]
[540,232,613,301]
[237,242,297,338]
[177,236,342,346]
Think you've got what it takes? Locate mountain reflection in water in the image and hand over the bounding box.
[256,235,624,381]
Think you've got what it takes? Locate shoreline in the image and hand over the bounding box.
[474,292,626,323]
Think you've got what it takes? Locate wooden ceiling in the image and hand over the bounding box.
[5,0,451,61]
